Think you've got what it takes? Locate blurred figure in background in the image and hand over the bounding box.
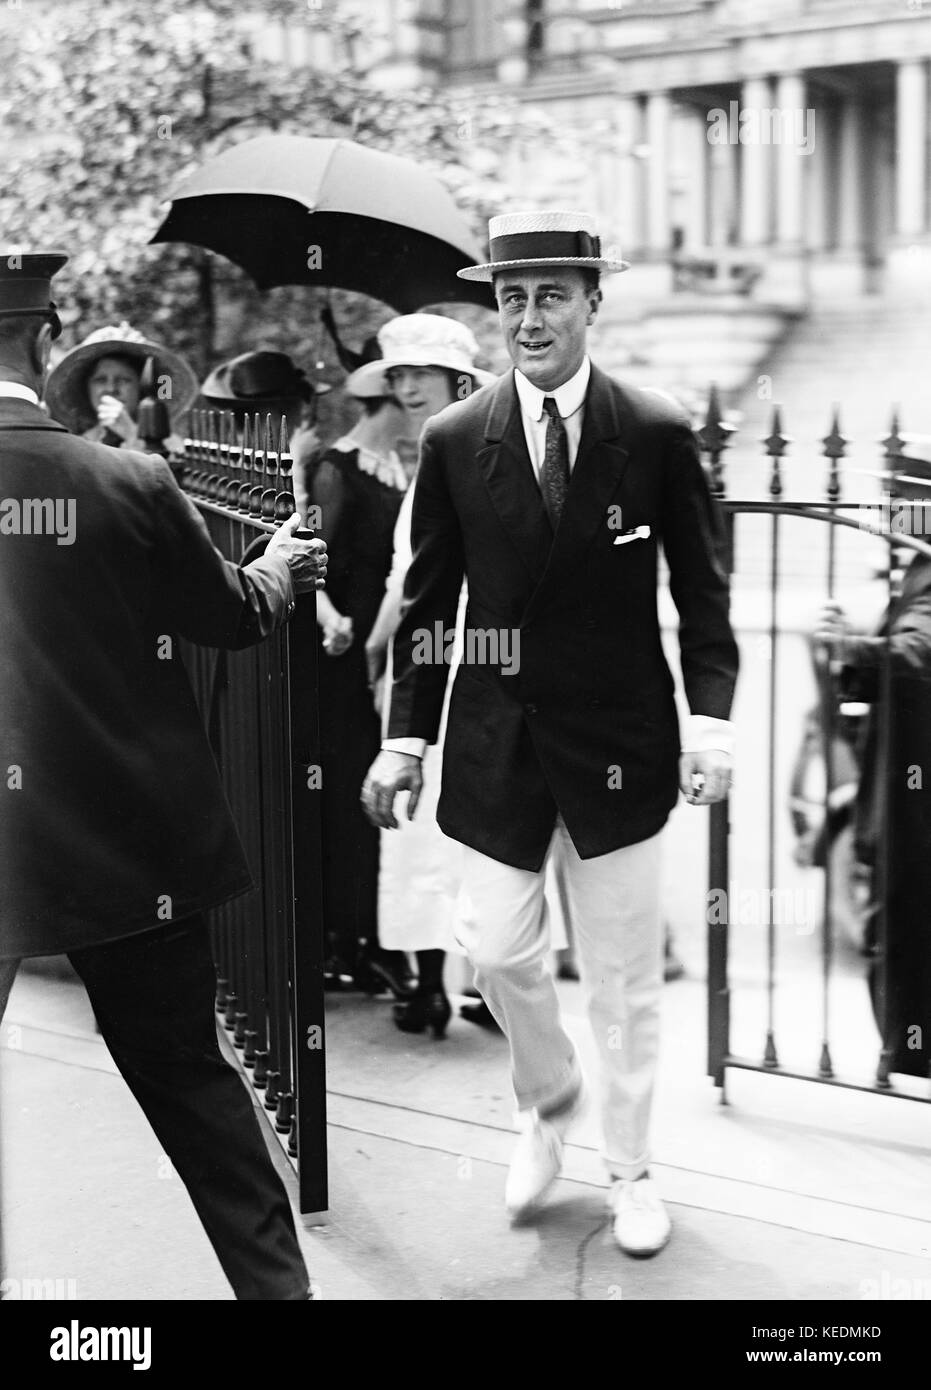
[359,314,495,1037]
[200,348,331,513]
[45,321,197,451]
[308,362,411,995]
[816,521,931,1081]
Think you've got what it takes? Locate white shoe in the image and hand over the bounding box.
[608,1177,671,1257]
[504,1079,585,1221]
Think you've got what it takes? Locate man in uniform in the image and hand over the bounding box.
[0,253,327,1299]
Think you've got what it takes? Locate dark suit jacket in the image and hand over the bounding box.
[387,364,739,870]
[0,398,295,957]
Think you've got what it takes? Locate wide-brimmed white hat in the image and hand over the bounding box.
[345,313,496,398]
[45,322,198,433]
[456,210,629,282]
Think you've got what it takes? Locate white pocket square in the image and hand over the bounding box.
[613,525,651,546]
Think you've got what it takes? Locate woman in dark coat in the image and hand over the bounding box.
[309,389,412,991]
[817,545,931,1080]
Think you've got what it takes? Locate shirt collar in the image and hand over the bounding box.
[514,355,591,422]
[0,381,40,405]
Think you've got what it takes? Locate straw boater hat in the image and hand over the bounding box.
[344,313,497,399]
[456,210,629,281]
[45,322,198,434]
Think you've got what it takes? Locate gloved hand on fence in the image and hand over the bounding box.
[266,512,328,592]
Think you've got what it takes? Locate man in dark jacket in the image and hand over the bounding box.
[817,530,931,1082]
[0,254,327,1299]
[362,212,738,1257]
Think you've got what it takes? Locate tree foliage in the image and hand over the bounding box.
[0,0,525,398]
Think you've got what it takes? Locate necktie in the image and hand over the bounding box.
[540,396,570,531]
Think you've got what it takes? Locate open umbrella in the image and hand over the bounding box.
[151,134,495,312]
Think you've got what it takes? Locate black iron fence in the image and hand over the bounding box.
[698,389,931,1106]
[177,410,327,1213]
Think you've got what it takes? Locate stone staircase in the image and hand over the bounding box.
[592,260,793,418]
[717,253,931,593]
[592,253,931,597]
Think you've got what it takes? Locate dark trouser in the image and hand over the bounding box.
[1,915,310,1300]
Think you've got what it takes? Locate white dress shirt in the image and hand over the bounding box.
[514,354,590,478]
[382,358,733,762]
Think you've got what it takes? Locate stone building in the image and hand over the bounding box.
[346,1,931,301]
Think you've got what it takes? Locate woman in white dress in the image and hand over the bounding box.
[353,315,495,1037]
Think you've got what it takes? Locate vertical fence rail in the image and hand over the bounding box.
[175,408,327,1211]
[818,410,845,1080]
[699,386,734,1092]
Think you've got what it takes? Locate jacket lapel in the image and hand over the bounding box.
[476,371,553,582]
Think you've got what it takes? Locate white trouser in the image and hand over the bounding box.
[456,820,663,1180]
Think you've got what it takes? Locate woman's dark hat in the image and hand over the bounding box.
[201,350,331,408]
[45,322,198,432]
[0,252,68,338]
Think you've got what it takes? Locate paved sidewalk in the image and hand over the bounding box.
[2,963,930,1302]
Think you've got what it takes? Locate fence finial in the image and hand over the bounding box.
[261,414,279,520]
[822,405,846,502]
[276,417,295,523]
[238,413,253,513]
[696,383,732,498]
[882,406,904,466]
[762,405,788,499]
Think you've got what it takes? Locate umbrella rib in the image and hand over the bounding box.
[309,137,345,215]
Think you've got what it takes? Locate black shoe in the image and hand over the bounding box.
[354,948,416,1000]
[459,998,502,1032]
[323,955,355,991]
[393,988,451,1039]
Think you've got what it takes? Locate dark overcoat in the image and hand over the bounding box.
[0,398,295,958]
[843,553,931,1077]
[387,364,739,871]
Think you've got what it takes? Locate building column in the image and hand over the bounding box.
[807,95,841,253]
[740,76,772,247]
[775,72,807,247]
[363,0,441,88]
[497,2,529,86]
[681,104,709,249]
[708,140,738,247]
[614,96,644,257]
[895,58,928,237]
[645,91,671,254]
[837,97,864,250]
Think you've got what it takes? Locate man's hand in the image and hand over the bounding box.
[323,613,353,656]
[97,394,136,442]
[680,749,732,806]
[265,512,328,593]
[814,600,850,660]
[361,751,423,828]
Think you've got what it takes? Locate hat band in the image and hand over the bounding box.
[487,230,602,264]
[0,279,57,311]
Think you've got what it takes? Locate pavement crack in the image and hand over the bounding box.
[573,1216,608,1300]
